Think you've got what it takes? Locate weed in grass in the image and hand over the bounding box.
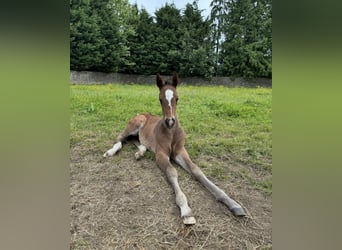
[71,237,89,249]
[209,164,228,180]
[238,168,272,195]
[86,102,95,113]
[239,168,255,185]
[257,179,272,195]
[258,245,272,250]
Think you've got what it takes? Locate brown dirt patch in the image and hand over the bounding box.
[70,142,271,249]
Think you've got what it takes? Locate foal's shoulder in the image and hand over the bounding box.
[176,126,186,137]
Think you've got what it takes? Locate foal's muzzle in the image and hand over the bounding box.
[165,117,175,129]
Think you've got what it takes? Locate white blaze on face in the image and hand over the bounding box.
[165,89,174,112]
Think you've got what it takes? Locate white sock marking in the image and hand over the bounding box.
[135,144,147,159]
[104,141,122,157]
[138,144,147,153]
[113,142,122,151]
[169,175,192,217]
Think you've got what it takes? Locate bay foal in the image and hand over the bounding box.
[104,73,246,224]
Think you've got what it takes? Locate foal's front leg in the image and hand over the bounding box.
[174,148,246,217]
[156,152,196,225]
[134,144,147,160]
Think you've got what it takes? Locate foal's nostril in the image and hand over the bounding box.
[165,118,175,128]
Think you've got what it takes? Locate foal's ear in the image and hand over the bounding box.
[156,73,164,89]
[172,72,179,87]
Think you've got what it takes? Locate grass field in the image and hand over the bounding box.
[70,83,272,249]
[71,84,272,193]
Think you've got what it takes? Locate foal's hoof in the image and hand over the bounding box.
[182,216,196,225]
[231,207,246,217]
[103,150,113,158]
[134,152,142,160]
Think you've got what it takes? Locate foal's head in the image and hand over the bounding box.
[156,73,179,129]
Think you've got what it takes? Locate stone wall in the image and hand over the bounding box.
[70,71,272,88]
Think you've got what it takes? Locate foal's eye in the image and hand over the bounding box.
[176,97,179,103]
[159,98,162,103]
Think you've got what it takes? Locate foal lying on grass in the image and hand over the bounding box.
[104,73,246,224]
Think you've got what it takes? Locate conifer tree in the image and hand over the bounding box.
[180,1,213,77]
[221,0,272,78]
[70,0,134,72]
[153,3,182,74]
[125,8,156,74]
[70,0,104,71]
[70,0,271,78]
[209,0,228,76]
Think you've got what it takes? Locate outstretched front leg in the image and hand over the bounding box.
[156,151,196,225]
[173,148,246,217]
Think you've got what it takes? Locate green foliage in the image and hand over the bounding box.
[153,3,183,74]
[125,8,156,74]
[220,0,272,78]
[209,0,229,76]
[179,2,214,77]
[70,0,135,72]
[70,0,104,70]
[70,0,272,78]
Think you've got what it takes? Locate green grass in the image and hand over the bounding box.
[71,237,89,249]
[70,84,272,194]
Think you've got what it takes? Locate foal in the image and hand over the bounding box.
[104,73,246,224]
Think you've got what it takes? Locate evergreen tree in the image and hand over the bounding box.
[70,0,105,70]
[221,0,272,78]
[70,0,271,78]
[260,0,272,77]
[180,1,214,77]
[88,0,133,72]
[209,0,229,76]
[153,3,182,74]
[70,0,135,72]
[125,8,156,74]
[110,0,139,72]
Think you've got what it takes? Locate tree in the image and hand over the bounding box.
[70,0,105,70]
[70,0,136,72]
[209,0,229,76]
[153,3,183,74]
[220,0,272,78]
[125,7,156,74]
[70,0,272,78]
[88,0,133,72]
[179,1,214,77]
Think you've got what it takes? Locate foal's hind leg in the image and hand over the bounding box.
[173,148,246,217]
[103,115,146,157]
